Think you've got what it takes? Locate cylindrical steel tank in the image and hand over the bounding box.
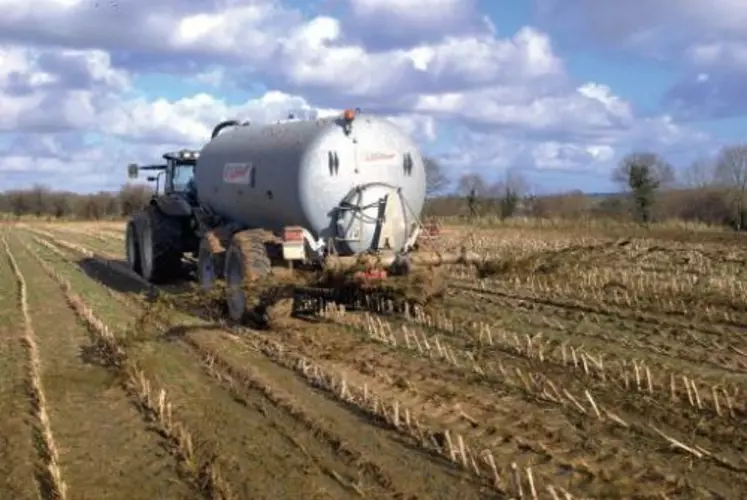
[195,114,426,255]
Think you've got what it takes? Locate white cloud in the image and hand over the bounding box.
[349,0,466,21]
[0,0,718,193]
[534,0,747,48]
[0,45,129,133]
[268,23,564,106]
[345,0,485,48]
[534,0,747,120]
[412,82,635,141]
[384,114,438,143]
[99,90,344,145]
[688,41,747,69]
[0,0,561,97]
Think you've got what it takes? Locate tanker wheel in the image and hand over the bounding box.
[388,255,412,276]
[125,220,141,274]
[197,237,225,292]
[224,231,271,324]
[138,205,183,283]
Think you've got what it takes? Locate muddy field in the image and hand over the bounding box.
[1,220,746,499]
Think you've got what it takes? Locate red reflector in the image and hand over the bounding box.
[354,269,388,281]
[283,227,304,242]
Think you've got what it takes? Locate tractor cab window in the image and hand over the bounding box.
[169,163,195,193]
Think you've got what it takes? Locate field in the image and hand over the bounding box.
[1,220,746,500]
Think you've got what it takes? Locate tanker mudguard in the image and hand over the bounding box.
[153,194,193,218]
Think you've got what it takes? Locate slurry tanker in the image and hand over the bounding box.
[125,109,471,324]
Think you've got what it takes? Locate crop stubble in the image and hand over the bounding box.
[8,221,747,499]
[20,228,497,500]
[0,235,40,500]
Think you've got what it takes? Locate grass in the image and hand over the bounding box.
[2,218,747,498]
[2,237,67,499]
[15,225,493,500]
[6,235,194,500]
[0,235,38,500]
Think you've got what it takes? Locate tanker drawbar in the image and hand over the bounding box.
[124,109,479,327]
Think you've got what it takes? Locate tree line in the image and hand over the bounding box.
[424,143,747,229]
[2,143,746,227]
[0,184,153,220]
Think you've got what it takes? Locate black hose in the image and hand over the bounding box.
[211,119,242,139]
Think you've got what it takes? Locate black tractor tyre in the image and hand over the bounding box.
[125,220,142,274]
[388,255,413,276]
[137,204,184,284]
[223,231,272,324]
[197,236,225,292]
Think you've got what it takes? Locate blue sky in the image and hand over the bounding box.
[1,0,745,195]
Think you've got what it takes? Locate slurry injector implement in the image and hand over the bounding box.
[125,109,478,324]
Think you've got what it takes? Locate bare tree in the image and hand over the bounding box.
[423,156,448,197]
[0,185,134,220]
[28,184,52,217]
[682,158,716,189]
[49,192,74,218]
[456,173,487,196]
[6,190,31,218]
[612,152,675,223]
[487,169,529,219]
[118,183,153,216]
[714,144,747,230]
[456,173,487,218]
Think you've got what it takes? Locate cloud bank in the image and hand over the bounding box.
[0,0,738,193]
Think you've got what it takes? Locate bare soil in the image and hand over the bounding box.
[4,221,747,499]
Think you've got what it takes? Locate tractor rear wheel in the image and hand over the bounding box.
[138,205,183,283]
[224,231,271,324]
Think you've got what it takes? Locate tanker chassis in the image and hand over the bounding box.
[125,110,473,324]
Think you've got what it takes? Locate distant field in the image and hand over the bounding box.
[1,220,747,499]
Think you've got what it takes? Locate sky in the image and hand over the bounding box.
[0,0,745,195]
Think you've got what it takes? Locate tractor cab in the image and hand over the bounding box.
[164,150,199,196]
[127,149,200,203]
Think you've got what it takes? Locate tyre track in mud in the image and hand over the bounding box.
[23,236,383,500]
[55,225,747,371]
[24,231,497,500]
[372,311,747,451]
[30,228,747,497]
[407,293,747,406]
[31,227,747,402]
[374,306,747,415]
[238,315,745,498]
[5,235,197,500]
[447,281,747,378]
[24,239,240,500]
[449,278,747,341]
[31,230,502,499]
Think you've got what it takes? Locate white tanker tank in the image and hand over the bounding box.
[195,110,426,257]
